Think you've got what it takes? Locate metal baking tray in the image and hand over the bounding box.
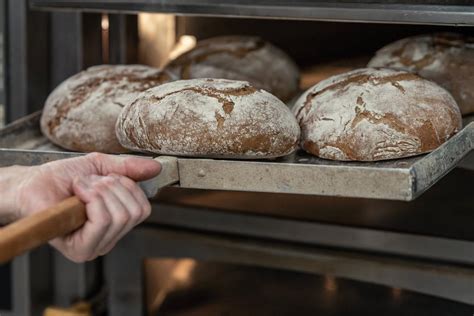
[0,111,473,201]
[30,0,474,26]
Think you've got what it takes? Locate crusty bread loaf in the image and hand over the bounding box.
[164,36,300,102]
[41,65,173,153]
[116,78,300,159]
[293,68,462,161]
[368,33,474,115]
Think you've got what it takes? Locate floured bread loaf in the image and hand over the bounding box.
[293,68,462,161]
[116,78,300,159]
[164,36,300,102]
[41,64,173,153]
[368,33,474,115]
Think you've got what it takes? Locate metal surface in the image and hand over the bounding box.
[139,156,179,198]
[152,262,474,316]
[50,12,83,88]
[108,14,127,64]
[155,167,474,240]
[1,112,473,200]
[6,0,28,123]
[52,254,102,308]
[4,4,103,121]
[458,151,474,171]
[148,203,474,265]
[5,0,50,123]
[106,226,474,315]
[5,247,53,316]
[50,12,104,88]
[82,13,103,68]
[108,14,138,64]
[31,0,474,26]
[0,1,5,120]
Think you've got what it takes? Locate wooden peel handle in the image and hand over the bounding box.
[0,196,86,263]
[0,156,179,264]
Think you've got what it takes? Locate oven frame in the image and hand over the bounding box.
[2,1,474,315]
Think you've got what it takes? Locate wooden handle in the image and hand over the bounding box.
[44,302,91,316]
[0,196,86,263]
[0,156,179,263]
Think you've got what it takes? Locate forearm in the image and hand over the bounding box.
[0,165,30,224]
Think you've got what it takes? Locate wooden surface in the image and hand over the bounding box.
[0,196,86,263]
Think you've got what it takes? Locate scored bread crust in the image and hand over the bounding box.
[116,78,301,159]
[368,33,474,115]
[40,64,173,153]
[293,68,462,161]
[164,36,300,102]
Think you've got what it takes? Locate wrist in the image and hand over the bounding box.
[0,165,32,224]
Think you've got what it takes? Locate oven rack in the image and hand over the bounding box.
[30,0,474,26]
[1,111,473,201]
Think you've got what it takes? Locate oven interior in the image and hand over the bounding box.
[1,1,474,315]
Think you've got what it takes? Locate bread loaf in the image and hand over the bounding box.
[368,33,474,115]
[116,78,300,159]
[293,68,462,161]
[164,36,300,102]
[40,65,173,153]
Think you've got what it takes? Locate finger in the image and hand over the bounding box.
[73,176,98,203]
[93,176,130,254]
[85,153,161,181]
[95,175,150,255]
[111,174,151,222]
[97,174,150,255]
[52,178,112,262]
[109,174,149,223]
[99,240,117,256]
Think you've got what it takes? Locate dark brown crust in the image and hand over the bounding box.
[215,112,225,128]
[164,36,299,102]
[295,72,420,123]
[167,37,266,76]
[47,69,170,136]
[386,33,470,71]
[47,77,102,135]
[149,84,258,118]
[122,101,296,157]
[117,80,299,158]
[372,33,474,115]
[351,109,406,135]
[297,69,462,161]
[43,66,171,153]
[389,39,437,71]
[310,72,419,98]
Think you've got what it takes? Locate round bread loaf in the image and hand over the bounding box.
[40,64,173,153]
[116,78,300,159]
[164,36,300,102]
[368,33,474,115]
[293,68,462,161]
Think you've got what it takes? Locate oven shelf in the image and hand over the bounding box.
[0,111,473,201]
[30,0,474,26]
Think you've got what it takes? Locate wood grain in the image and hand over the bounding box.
[0,196,86,263]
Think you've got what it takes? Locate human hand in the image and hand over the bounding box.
[14,153,161,262]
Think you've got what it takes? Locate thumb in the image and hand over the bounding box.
[85,153,161,181]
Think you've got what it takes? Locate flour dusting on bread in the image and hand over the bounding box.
[165,36,300,102]
[294,68,462,161]
[41,64,173,153]
[117,78,300,159]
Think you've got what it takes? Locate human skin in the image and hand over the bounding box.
[0,153,161,263]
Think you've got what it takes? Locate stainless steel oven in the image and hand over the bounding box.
[1,1,474,315]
